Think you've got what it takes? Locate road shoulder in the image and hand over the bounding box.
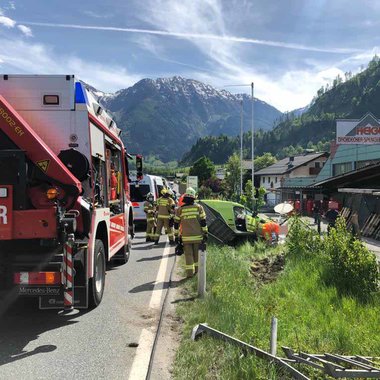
[149,256,184,380]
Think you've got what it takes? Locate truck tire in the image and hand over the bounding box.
[129,222,135,239]
[89,239,106,308]
[113,234,131,265]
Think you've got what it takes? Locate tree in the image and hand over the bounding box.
[203,177,224,193]
[189,156,215,183]
[224,153,241,200]
[198,185,212,199]
[254,152,277,171]
[240,180,266,211]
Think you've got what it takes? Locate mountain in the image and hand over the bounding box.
[182,56,380,164]
[289,105,309,118]
[98,76,282,161]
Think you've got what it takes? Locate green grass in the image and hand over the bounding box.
[172,241,380,379]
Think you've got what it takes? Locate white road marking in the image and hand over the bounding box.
[149,243,171,309]
[128,328,156,380]
[128,242,172,380]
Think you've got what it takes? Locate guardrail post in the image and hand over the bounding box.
[270,317,278,356]
[198,246,206,298]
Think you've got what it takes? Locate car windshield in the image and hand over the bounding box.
[130,184,150,202]
[245,208,253,217]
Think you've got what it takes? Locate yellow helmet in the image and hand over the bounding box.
[161,188,168,195]
[184,187,196,198]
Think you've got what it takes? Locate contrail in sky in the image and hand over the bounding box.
[21,21,361,54]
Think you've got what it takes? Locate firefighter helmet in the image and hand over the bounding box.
[161,188,168,195]
[184,187,196,198]
[146,192,154,202]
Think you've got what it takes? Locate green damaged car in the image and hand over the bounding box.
[200,200,279,246]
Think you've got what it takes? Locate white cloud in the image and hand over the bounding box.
[83,10,113,19]
[0,11,33,37]
[0,15,16,28]
[21,21,361,55]
[14,1,379,110]
[5,2,16,11]
[0,37,140,92]
[135,0,375,111]
[17,24,33,37]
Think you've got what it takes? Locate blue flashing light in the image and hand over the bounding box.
[75,82,88,104]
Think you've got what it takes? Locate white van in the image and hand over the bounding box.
[130,174,166,225]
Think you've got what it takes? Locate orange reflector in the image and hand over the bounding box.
[46,188,59,200]
[45,272,58,284]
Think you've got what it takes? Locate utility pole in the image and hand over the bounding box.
[240,100,243,195]
[223,82,256,203]
[251,82,255,210]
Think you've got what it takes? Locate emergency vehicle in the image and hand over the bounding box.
[130,174,166,225]
[0,75,141,309]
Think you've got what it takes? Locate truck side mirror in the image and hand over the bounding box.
[136,154,143,181]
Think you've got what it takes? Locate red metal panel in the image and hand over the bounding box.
[12,208,57,239]
[110,214,126,251]
[0,185,13,240]
[0,95,81,192]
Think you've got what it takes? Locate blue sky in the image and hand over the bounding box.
[0,0,379,111]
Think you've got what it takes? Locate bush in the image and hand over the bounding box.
[287,216,379,299]
[286,216,321,259]
[323,218,379,299]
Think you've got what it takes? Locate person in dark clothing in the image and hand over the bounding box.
[312,201,321,224]
[325,207,339,234]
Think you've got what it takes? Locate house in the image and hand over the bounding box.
[313,162,380,240]
[245,152,329,206]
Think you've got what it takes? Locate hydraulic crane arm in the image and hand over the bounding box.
[0,94,82,202]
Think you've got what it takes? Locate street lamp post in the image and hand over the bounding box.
[223,82,255,206]
[251,82,255,210]
[240,100,243,195]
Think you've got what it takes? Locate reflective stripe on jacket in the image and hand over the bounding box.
[156,196,175,219]
[174,203,207,244]
[144,201,156,222]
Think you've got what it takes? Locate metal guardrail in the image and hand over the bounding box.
[191,323,380,379]
[191,323,310,380]
[283,347,380,378]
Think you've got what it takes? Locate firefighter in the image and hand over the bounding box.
[144,192,156,242]
[110,166,118,200]
[154,188,176,245]
[174,187,208,278]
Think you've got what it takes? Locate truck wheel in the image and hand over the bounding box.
[114,234,131,265]
[129,223,135,239]
[89,239,106,308]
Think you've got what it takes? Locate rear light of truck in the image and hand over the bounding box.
[14,272,61,285]
[132,202,139,207]
[46,188,59,200]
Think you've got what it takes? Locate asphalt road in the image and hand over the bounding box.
[0,232,176,380]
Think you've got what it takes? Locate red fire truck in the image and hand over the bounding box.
[0,75,141,309]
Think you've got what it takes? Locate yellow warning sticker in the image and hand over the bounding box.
[36,160,50,172]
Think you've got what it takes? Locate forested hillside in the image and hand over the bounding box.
[182,56,380,165]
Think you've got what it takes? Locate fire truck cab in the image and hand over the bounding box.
[0,75,137,309]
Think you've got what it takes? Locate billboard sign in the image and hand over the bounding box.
[336,113,380,144]
[187,176,198,192]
